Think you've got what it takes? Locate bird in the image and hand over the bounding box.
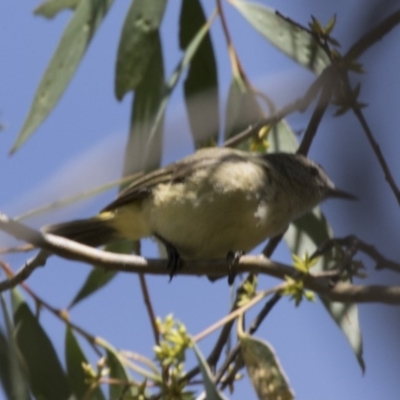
[43,147,355,281]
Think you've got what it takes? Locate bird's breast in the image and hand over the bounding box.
[146,160,291,259]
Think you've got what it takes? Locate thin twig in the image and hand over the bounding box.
[139,274,160,345]
[345,9,400,62]
[0,250,49,291]
[352,105,400,205]
[216,0,247,81]
[297,75,333,155]
[214,292,281,385]
[315,235,400,273]
[0,243,35,254]
[193,285,285,343]
[0,261,103,356]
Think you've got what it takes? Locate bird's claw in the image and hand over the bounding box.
[226,250,244,285]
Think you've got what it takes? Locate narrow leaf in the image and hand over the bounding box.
[231,1,330,74]
[179,0,219,148]
[240,334,294,400]
[34,0,80,19]
[106,347,138,399]
[11,289,71,399]
[70,35,166,309]
[122,32,165,176]
[224,76,263,148]
[268,119,364,371]
[0,331,32,400]
[115,0,167,100]
[192,342,228,400]
[12,0,114,153]
[0,293,31,400]
[65,326,106,400]
[142,12,216,162]
[286,210,365,371]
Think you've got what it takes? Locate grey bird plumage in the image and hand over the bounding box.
[44,148,354,273]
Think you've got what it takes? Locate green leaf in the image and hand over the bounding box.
[285,210,365,372]
[11,0,114,153]
[65,327,106,400]
[267,119,299,152]
[142,12,215,162]
[192,342,228,400]
[106,347,138,400]
[122,32,165,176]
[11,289,71,399]
[34,0,80,19]
[224,75,263,148]
[179,0,219,148]
[69,268,117,308]
[240,334,294,400]
[0,292,31,400]
[69,240,133,308]
[0,293,31,400]
[266,118,365,371]
[115,0,167,100]
[231,1,331,75]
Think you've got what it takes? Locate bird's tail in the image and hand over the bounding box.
[43,212,119,247]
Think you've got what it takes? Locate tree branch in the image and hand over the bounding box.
[315,235,400,273]
[352,104,400,206]
[1,212,400,304]
[345,8,400,62]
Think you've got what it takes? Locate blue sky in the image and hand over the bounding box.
[1,1,400,399]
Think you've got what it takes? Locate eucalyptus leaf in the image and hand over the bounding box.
[34,0,80,19]
[269,119,365,371]
[231,1,331,75]
[65,326,106,400]
[192,342,228,400]
[240,334,294,400]
[115,0,166,100]
[179,0,219,148]
[106,347,138,400]
[11,289,71,399]
[143,13,215,161]
[224,76,263,149]
[286,211,365,371]
[12,0,114,153]
[0,293,31,400]
[122,32,165,176]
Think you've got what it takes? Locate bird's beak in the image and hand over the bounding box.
[327,188,358,201]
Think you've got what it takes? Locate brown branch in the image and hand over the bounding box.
[315,235,400,273]
[352,105,400,205]
[297,73,333,155]
[0,260,103,356]
[1,213,400,304]
[0,250,49,291]
[216,0,247,81]
[139,274,160,345]
[214,292,281,385]
[345,8,400,62]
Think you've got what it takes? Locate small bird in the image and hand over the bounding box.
[44,147,355,280]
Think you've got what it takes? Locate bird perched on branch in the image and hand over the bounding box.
[44,147,355,282]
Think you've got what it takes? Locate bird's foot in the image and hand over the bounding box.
[155,234,182,281]
[226,250,245,285]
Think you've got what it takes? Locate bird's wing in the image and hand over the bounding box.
[102,148,250,211]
